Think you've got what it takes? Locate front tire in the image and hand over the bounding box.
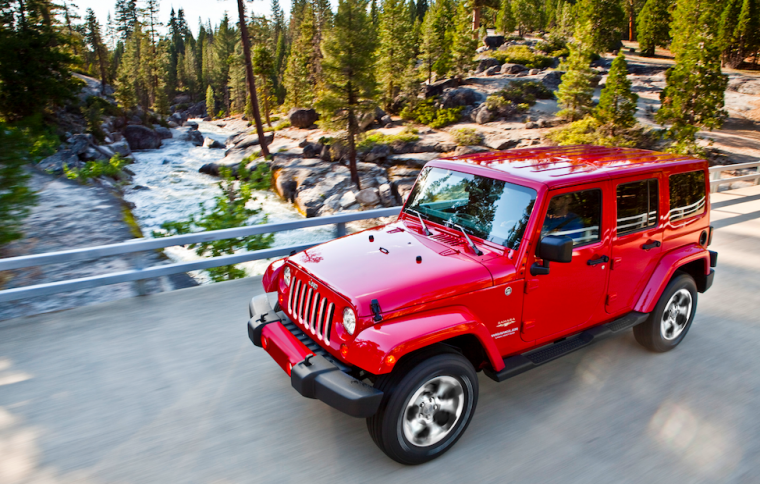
[367,349,478,465]
[634,273,698,352]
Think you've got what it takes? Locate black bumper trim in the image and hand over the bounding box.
[291,354,383,418]
[702,268,715,293]
[248,293,382,418]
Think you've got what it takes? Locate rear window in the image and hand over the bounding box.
[669,171,706,222]
[616,179,658,235]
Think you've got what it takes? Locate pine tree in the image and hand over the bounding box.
[450,0,478,76]
[496,0,516,34]
[718,0,760,68]
[284,2,320,107]
[636,0,672,56]
[416,0,429,20]
[555,44,596,121]
[575,0,625,53]
[594,53,637,135]
[317,0,378,189]
[252,45,276,126]
[418,0,453,82]
[115,0,138,40]
[84,8,108,95]
[377,0,415,109]
[513,0,544,36]
[656,0,727,154]
[206,85,216,117]
[0,125,38,246]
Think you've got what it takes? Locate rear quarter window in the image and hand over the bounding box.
[669,171,706,222]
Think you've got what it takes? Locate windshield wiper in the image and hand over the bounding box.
[407,209,432,236]
[453,224,483,256]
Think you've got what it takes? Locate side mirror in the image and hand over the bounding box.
[530,235,573,275]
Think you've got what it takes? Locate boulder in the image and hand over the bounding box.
[474,105,494,124]
[540,70,564,90]
[302,142,322,158]
[228,133,274,152]
[476,57,501,73]
[453,145,491,156]
[729,79,760,95]
[387,152,439,168]
[485,65,501,76]
[483,35,506,50]
[181,129,204,146]
[528,69,541,76]
[375,107,387,122]
[501,63,528,74]
[364,144,390,163]
[440,88,480,109]
[380,115,392,126]
[391,178,416,201]
[483,135,519,150]
[186,102,206,116]
[356,188,381,206]
[358,111,376,131]
[288,108,319,128]
[423,77,460,98]
[183,121,199,130]
[378,183,395,206]
[203,137,224,149]
[123,125,162,150]
[106,141,132,157]
[167,121,179,128]
[67,134,94,155]
[339,191,357,209]
[155,126,173,140]
[37,150,81,175]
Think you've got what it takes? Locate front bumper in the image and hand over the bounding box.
[247,293,383,418]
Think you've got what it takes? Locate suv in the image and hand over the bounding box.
[247,145,717,464]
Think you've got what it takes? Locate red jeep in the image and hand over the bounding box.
[248,145,717,464]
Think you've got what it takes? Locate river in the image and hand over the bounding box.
[123,120,336,283]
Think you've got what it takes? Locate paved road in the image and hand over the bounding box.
[2,187,760,484]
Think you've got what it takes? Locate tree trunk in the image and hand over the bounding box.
[628,9,635,41]
[347,106,361,190]
[236,0,270,157]
[472,6,481,39]
[96,45,108,96]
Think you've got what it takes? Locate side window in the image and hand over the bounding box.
[616,179,658,235]
[669,171,706,222]
[541,189,602,247]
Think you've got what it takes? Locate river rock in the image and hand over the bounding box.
[540,70,564,90]
[106,141,132,157]
[288,108,319,128]
[484,134,519,150]
[203,137,224,149]
[356,188,380,206]
[180,129,204,146]
[364,144,391,163]
[37,150,82,175]
[391,178,416,201]
[123,125,162,150]
[485,65,501,76]
[155,126,173,140]
[380,115,392,126]
[67,134,94,155]
[423,77,460,98]
[454,145,491,156]
[183,121,199,130]
[340,191,357,209]
[378,183,395,206]
[474,105,494,124]
[501,63,528,74]
[728,78,760,95]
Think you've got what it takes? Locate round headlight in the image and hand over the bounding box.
[283,266,291,286]
[342,308,356,335]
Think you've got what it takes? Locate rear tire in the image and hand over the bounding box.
[634,273,698,352]
[366,348,478,465]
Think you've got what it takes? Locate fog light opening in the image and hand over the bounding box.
[340,344,349,358]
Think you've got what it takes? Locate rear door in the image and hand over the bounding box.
[606,175,663,314]
[522,182,611,342]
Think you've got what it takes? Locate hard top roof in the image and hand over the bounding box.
[438,145,704,188]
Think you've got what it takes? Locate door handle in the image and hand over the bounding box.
[587,255,609,266]
[642,240,661,251]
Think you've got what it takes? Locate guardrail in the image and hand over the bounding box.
[0,207,401,304]
[710,162,760,193]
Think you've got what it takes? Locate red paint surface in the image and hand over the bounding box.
[261,322,314,375]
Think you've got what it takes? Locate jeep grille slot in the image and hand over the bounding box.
[310,293,321,333]
[284,270,340,347]
[324,303,335,343]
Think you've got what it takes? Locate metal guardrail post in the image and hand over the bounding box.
[335,222,346,238]
[710,170,720,193]
[132,252,147,296]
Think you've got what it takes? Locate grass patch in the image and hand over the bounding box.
[357,126,420,150]
[64,154,130,183]
[400,100,463,129]
[450,127,483,146]
[264,120,291,132]
[122,205,144,238]
[490,46,553,69]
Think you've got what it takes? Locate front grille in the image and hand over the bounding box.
[281,318,348,371]
[286,271,337,345]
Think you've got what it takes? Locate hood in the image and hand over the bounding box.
[288,222,494,318]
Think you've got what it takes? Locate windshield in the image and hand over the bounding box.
[405,167,537,250]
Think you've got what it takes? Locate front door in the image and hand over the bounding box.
[606,176,663,314]
[522,183,611,342]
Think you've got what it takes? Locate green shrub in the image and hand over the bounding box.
[263,120,291,132]
[450,127,483,146]
[505,35,524,41]
[490,46,553,68]
[485,95,510,111]
[546,116,654,148]
[517,103,530,112]
[497,80,553,107]
[244,162,273,190]
[535,35,567,55]
[357,127,420,150]
[400,100,463,129]
[64,153,130,182]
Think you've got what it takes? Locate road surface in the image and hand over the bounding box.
[1,186,760,483]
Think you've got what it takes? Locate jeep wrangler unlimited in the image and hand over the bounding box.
[247,145,717,464]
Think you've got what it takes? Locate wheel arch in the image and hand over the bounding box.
[634,244,710,313]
